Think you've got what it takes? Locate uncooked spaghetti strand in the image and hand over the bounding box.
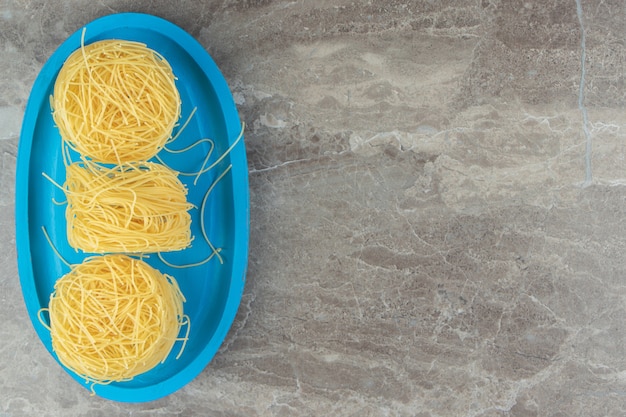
[200,164,233,264]
[167,107,197,145]
[200,123,245,175]
[41,225,71,268]
[160,122,244,186]
[157,247,223,269]
[191,122,244,186]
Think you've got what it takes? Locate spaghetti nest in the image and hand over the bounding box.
[64,161,193,253]
[52,39,181,163]
[47,255,188,384]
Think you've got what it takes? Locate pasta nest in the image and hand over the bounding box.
[48,255,187,383]
[64,161,193,254]
[52,39,181,163]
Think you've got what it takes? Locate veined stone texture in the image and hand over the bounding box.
[1,1,625,416]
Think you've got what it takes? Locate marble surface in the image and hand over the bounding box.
[1,0,626,416]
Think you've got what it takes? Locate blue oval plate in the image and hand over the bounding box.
[15,13,249,402]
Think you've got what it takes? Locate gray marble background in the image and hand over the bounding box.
[1,0,625,416]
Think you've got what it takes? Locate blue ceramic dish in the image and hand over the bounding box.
[15,13,249,402]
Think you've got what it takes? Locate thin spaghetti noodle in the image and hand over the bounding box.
[52,35,181,163]
[41,254,189,385]
[62,160,193,253]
